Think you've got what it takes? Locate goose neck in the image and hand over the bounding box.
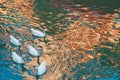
[43,29,46,35]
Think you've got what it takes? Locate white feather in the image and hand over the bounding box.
[10,35,21,46]
[36,61,46,76]
[12,52,24,64]
[29,45,41,57]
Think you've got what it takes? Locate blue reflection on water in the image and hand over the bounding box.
[0,47,25,80]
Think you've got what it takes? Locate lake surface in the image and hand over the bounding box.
[0,0,120,80]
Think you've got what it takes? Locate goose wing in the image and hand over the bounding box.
[29,45,40,56]
[37,61,46,76]
[12,52,24,64]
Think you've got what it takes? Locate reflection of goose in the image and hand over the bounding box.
[10,35,22,51]
[31,28,48,42]
[11,52,26,71]
[36,61,46,80]
[28,45,42,65]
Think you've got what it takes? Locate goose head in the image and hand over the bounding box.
[44,28,49,33]
[43,29,48,36]
[37,46,42,52]
[44,29,48,32]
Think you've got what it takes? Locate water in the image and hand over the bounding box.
[69,59,120,80]
[0,45,25,80]
[1,0,120,80]
[1,40,120,80]
[69,42,120,80]
[71,0,120,14]
[0,38,38,79]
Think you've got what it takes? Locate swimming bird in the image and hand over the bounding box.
[28,45,42,65]
[11,52,24,64]
[10,35,22,51]
[31,28,48,42]
[36,61,46,80]
[10,35,22,46]
[11,52,26,71]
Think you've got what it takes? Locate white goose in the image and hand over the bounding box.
[10,35,22,52]
[11,52,26,71]
[29,45,42,64]
[36,61,46,80]
[11,52,24,64]
[31,28,48,42]
[10,35,22,46]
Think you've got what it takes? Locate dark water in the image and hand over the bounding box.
[71,0,120,14]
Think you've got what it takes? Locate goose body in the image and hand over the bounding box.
[12,52,24,64]
[29,45,42,64]
[31,28,47,38]
[10,35,21,46]
[36,61,46,76]
[28,45,41,57]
